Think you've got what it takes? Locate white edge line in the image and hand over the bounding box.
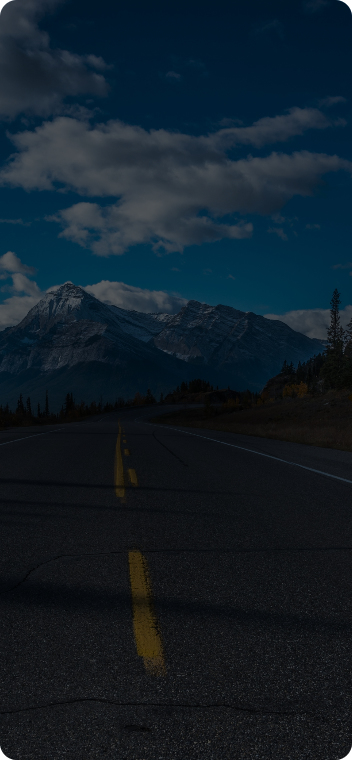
[0,427,64,447]
[142,419,352,486]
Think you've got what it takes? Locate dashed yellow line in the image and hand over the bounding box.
[128,550,166,676]
[128,468,138,486]
[114,422,125,500]
[124,448,130,456]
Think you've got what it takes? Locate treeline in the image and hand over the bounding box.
[0,391,122,428]
[0,385,162,428]
[163,379,215,402]
[276,288,352,396]
[162,377,262,409]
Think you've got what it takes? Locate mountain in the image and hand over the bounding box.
[0,283,325,409]
[150,300,325,386]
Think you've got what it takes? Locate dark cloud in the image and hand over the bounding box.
[0,0,109,119]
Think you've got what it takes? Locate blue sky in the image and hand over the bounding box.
[0,0,351,338]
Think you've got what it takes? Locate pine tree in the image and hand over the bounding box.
[321,288,345,389]
[341,313,352,387]
[37,402,41,418]
[327,289,344,349]
[16,394,24,415]
[64,392,75,415]
[26,397,32,417]
[344,314,352,358]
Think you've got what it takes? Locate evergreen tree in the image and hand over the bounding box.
[44,390,49,417]
[321,289,345,389]
[341,313,352,387]
[37,402,41,418]
[344,314,352,358]
[26,397,32,417]
[64,392,75,415]
[16,394,25,415]
[327,289,344,348]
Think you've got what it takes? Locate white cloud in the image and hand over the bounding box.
[303,0,329,13]
[0,293,42,327]
[165,71,181,81]
[267,227,288,241]
[0,251,42,327]
[265,306,352,340]
[0,250,36,274]
[83,280,187,313]
[318,96,347,108]
[332,261,352,270]
[0,253,188,327]
[0,0,109,119]
[11,272,41,296]
[0,105,349,255]
[0,217,29,225]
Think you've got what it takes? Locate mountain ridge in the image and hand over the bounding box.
[0,283,325,409]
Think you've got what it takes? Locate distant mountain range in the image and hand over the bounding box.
[0,283,325,410]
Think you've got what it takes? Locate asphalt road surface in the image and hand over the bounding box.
[0,407,352,759]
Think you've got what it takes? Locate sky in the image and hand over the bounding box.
[0,0,350,338]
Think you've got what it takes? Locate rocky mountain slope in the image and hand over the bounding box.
[0,283,325,409]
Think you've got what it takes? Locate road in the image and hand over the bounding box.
[0,407,351,759]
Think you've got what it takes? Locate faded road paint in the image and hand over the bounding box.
[128,468,138,486]
[128,550,166,676]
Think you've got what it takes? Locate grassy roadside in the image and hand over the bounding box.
[150,390,352,452]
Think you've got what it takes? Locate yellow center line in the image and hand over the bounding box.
[114,422,125,500]
[124,448,130,456]
[128,550,166,676]
[128,468,138,486]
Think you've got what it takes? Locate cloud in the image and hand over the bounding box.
[83,280,187,313]
[318,96,347,108]
[267,227,288,241]
[0,217,29,225]
[306,223,320,229]
[0,253,188,328]
[303,0,329,13]
[332,261,352,269]
[0,251,41,327]
[271,213,286,224]
[1,106,350,254]
[0,0,110,119]
[265,305,352,340]
[0,293,42,327]
[165,71,181,81]
[0,250,36,274]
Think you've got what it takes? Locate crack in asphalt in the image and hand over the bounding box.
[1,545,352,596]
[0,696,321,717]
[152,431,188,466]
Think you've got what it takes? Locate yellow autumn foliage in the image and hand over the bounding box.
[283,382,308,398]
